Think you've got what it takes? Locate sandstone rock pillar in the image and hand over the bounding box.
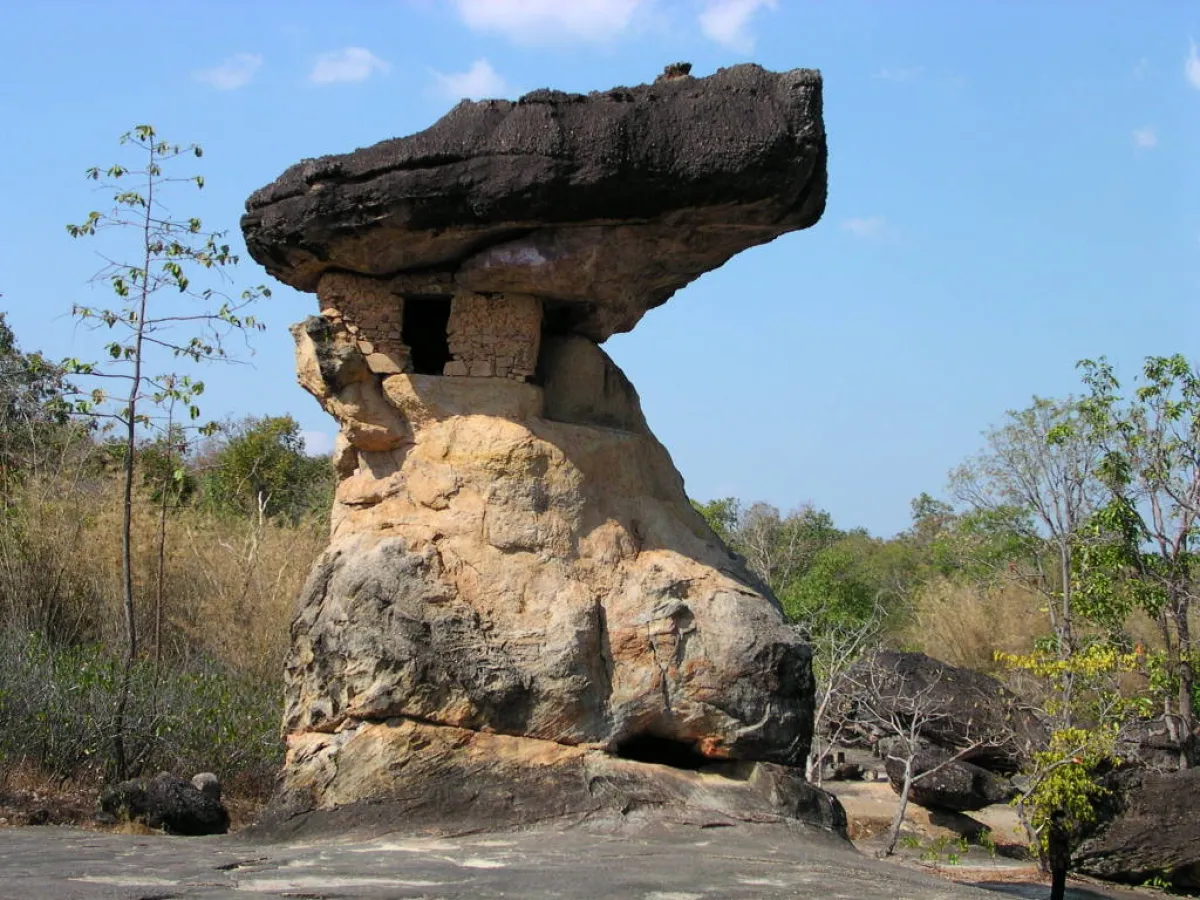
[242,63,835,836]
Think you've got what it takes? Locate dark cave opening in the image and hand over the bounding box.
[402,297,452,375]
[613,734,711,770]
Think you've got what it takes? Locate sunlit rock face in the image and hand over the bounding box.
[242,64,833,837]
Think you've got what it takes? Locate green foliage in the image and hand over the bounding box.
[700,499,843,594]
[693,496,739,544]
[63,125,269,429]
[781,533,915,634]
[1019,726,1115,855]
[137,425,197,505]
[1141,873,1173,891]
[918,834,969,865]
[63,124,271,779]
[0,310,76,492]
[199,416,334,523]
[1074,354,1200,757]
[999,644,1148,856]
[0,631,281,782]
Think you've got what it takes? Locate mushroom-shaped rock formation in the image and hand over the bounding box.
[244,64,834,838]
[243,63,826,342]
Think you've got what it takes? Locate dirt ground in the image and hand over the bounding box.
[822,776,1172,900]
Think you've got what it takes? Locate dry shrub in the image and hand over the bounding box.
[900,576,1048,674]
[1,471,323,680]
[0,462,326,791]
[0,471,112,646]
[150,507,325,682]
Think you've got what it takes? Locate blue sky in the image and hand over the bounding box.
[0,1,1197,536]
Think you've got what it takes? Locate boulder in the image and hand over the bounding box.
[838,651,1046,774]
[1073,767,1200,889]
[242,64,826,341]
[98,772,229,836]
[243,64,830,837]
[1114,716,1191,771]
[883,742,1017,812]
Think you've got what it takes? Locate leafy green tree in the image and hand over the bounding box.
[1075,354,1200,767]
[785,536,884,628]
[951,397,1103,672]
[137,424,197,507]
[200,416,333,523]
[997,641,1151,886]
[692,498,844,598]
[0,309,74,494]
[692,496,739,545]
[64,125,268,777]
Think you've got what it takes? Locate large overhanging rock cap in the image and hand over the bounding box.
[242,63,827,341]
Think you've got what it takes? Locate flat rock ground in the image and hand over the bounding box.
[0,820,1160,900]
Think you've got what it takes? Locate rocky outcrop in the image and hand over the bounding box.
[1114,716,1193,772]
[882,743,1017,812]
[243,64,831,837]
[260,719,846,838]
[242,64,826,341]
[839,651,1046,774]
[831,651,1046,813]
[1073,767,1200,889]
[98,772,229,836]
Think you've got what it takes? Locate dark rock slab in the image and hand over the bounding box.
[241,64,827,340]
[1113,716,1192,771]
[97,772,229,836]
[1073,766,1200,888]
[837,651,1047,774]
[883,743,1017,812]
[0,821,1010,899]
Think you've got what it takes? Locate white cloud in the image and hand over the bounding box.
[841,216,887,239]
[193,53,262,91]
[309,47,390,85]
[300,430,335,457]
[1133,126,1158,149]
[452,0,646,45]
[698,0,777,53]
[433,59,511,101]
[875,66,924,82]
[1187,39,1200,89]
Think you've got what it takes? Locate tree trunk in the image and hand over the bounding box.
[881,762,912,857]
[1047,810,1071,900]
[1174,602,1195,768]
[112,142,155,781]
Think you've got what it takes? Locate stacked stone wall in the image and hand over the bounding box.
[444,292,541,381]
[316,272,408,375]
[315,276,544,381]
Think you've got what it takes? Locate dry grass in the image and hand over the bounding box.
[900,577,1048,674]
[0,470,323,679]
[0,462,326,801]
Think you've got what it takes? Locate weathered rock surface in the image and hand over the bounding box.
[0,822,1012,900]
[97,771,229,836]
[242,64,826,341]
[1113,716,1193,771]
[259,719,845,839]
[244,64,827,837]
[1073,767,1200,888]
[839,651,1046,775]
[268,325,817,832]
[883,743,1017,812]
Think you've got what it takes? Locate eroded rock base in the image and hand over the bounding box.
[254,718,845,840]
